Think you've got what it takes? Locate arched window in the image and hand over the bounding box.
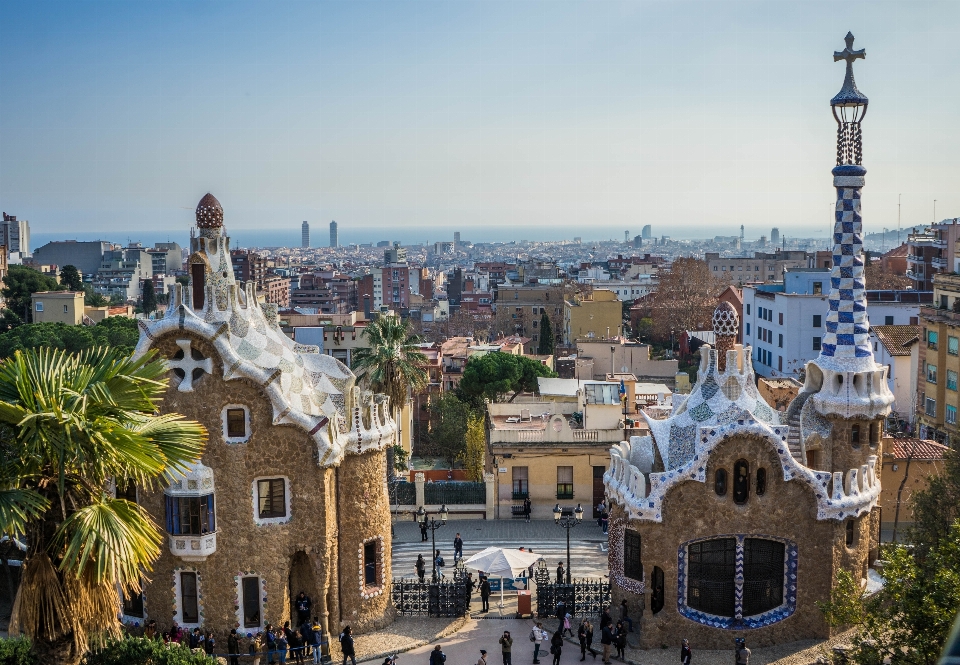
[685,537,787,619]
[651,566,665,614]
[687,538,736,616]
[715,469,727,496]
[756,468,767,496]
[845,520,855,547]
[733,460,750,504]
[624,530,642,581]
[742,539,785,616]
[851,424,861,447]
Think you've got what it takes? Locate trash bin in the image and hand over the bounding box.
[517,590,532,617]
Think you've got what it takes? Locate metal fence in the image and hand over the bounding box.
[534,577,611,618]
[391,579,468,617]
[424,481,485,505]
[389,481,417,506]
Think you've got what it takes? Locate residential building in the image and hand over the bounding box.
[494,284,565,344]
[878,438,949,540]
[916,272,960,445]
[231,250,268,289]
[871,325,921,428]
[742,268,928,379]
[261,275,291,308]
[291,271,358,313]
[91,255,152,301]
[32,240,115,276]
[0,212,30,257]
[904,220,960,290]
[601,276,658,302]
[574,338,680,386]
[705,250,810,285]
[564,288,622,344]
[31,291,84,325]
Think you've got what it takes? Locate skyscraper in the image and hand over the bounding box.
[641,224,652,239]
[329,221,338,248]
[301,221,310,248]
[771,227,780,246]
[0,213,31,257]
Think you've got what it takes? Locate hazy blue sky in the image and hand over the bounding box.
[1,0,958,244]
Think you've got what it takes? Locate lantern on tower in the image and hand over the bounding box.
[830,32,868,166]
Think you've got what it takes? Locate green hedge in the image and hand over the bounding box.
[0,637,215,665]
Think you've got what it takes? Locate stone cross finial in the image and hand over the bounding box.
[834,32,865,66]
[168,339,213,392]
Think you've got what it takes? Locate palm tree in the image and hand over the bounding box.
[352,315,428,439]
[0,347,206,664]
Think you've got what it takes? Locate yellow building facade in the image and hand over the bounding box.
[565,288,623,345]
[916,273,960,445]
[31,291,84,325]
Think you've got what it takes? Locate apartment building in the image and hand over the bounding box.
[231,250,267,289]
[564,288,624,344]
[495,284,565,344]
[916,272,960,445]
[705,250,809,285]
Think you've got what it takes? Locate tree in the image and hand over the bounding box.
[462,413,485,482]
[864,263,911,291]
[421,393,472,467]
[0,347,207,664]
[1,266,62,325]
[141,280,157,315]
[456,352,557,407]
[0,319,140,360]
[352,315,428,432]
[647,257,725,343]
[59,265,83,292]
[909,448,960,562]
[537,312,555,356]
[83,284,109,308]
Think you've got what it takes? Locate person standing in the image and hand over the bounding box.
[454,533,464,562]
[296,592,313,626]
[480,576,491,612]
[578,619,597,661]
[228,629,241,665]
[420,520,429,542]
[618,600,633,633]
[416,554,426,582]
[339,626,356,665]
[735,638,750,665]
[204,632,216,657]
[499,630,514,665]
[310,618,324,665]
[435,549,445,580]
[595,501,605,527]
[556,562,565,584]
[550,630,564,665]
[265,624,277,664]
[680,639,691,665]
[600,509,609,535]
[531,622,548,664]
[466,572,476,608]
[614,621,627,661]
[600,621,613,665]
[430,645,446,665]
[523,497,532,522]
[478,650,488,665]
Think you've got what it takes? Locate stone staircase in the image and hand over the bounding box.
[786,413,804,463]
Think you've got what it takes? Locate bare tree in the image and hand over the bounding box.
[648,257,726,343]
[864,264,911,290]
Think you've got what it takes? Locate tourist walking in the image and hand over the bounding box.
[550,630,564,665]
[523,497,532,522]
[596,501,605,527]
[339,627,356,665]
[420,520,429,541]
[562,612,573,638]
[600,509,609,535]
[435,549,445,579]
[416,554,426,582]
[578,619,597,661]
[618,600,633,633]
[680,639,691,665]
[531,622,549,664]
[499,630,514,665]
[735,638,750,665]
[228,629,241,665]
[614,621,626,660]
[478,650,488,665]
[296,591,313,625]
[454,533,464,562]
[430,645,447,665]
[310,618,323,665]
[600,621,613,664]
[480,576,491,612]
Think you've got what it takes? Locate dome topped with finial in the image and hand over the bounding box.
[196,193,223,228]
[712,301,739,337]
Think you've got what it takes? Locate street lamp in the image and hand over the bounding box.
[553,503,584,584]
[417,505,449,582]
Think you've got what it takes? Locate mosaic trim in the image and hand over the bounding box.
[172,567,204,628]
[607,516,645,595]
[676,534,798,630]
[359,535,387,600]
[606,417,880,523]
[233,573,268,634]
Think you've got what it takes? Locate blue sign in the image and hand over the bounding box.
[487,577,530,592]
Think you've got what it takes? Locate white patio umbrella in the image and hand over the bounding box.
[464,546,543,609]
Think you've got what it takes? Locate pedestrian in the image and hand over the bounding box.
[435,549,445,579]
[252,632,264,665]
[339,626,356,665]
[531,622,548,664]
[596,501,605,527]
[189,627,202,650]
[290,630,305,664]
[276,629,289,665]
[600,620,613,664]
[310,617,323,665]
[480,576,491,612]
[204,631,216,656]
[523,497,532,522]
[416,554,426,582]
[430,645,447,665]
[599,607,613,631]
[680,639,691,665]
[578,619,597,661]
[555,600,566,626]
[618,600,633,633]
[556,562,565,584]
[145,619,158,640]
[735,638,750,665]
[420,520,429,542]
[478,649,488,665]
[228,629,241,665]
[454,533,464,562]
[466,572,476,608]
[499,630,514,665]
[601,509,609,535]
[563,613,573,638]
[550,630,564,665]
[266,623,278,664]
[296,591,313,625]
[614,621,626,660]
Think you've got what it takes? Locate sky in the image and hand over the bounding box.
[1,0,959,246]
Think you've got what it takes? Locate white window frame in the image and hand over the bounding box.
[947,405,958,425]
[34,302,43,312]
[252,476,291,526]
[222,404,251,444]
[173,568,203,629]
[235,574,267,631]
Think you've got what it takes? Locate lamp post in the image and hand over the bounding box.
[416,504,449,582]
[553,503,584,584]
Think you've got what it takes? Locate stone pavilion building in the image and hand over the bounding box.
[603,34,894,647]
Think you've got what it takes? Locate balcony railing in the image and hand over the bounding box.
[556,488,574,500]
[511,490,529,500]
[932,256,949,269]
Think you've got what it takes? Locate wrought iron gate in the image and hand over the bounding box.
[534,563,610,619]
[391,579,467,617]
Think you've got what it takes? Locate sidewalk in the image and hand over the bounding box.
[393,519,609,546]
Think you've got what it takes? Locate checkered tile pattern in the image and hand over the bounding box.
[821,186,872,359]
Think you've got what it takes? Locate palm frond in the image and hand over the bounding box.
[0,487,49,537]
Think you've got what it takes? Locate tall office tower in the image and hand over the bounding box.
[0,213,31,257]
[740,224,745,241]
[302,221,310,248]
[454,231,461,244]
[771,227,780,246]
[329,221,338,248]
[641,224,652,239]
[624,230,629,243]
[633,235,643,248]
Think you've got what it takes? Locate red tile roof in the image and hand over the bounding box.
[872,325,921,357]
[889,438,950,460]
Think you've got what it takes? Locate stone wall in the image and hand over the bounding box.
[611,435,849,649]
[139,332,393,642]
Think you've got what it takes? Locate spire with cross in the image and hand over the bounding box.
[831,32,868,108]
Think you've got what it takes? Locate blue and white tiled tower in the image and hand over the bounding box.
[806,33,894,420]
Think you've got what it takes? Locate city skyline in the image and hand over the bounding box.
[1,1,958,239]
